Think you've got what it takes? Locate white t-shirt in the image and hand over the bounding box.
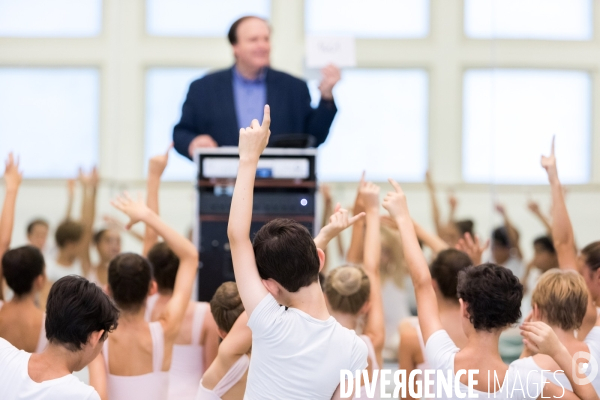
[0,338,100,400]
[511,326,600,395]
[244,294,368,400]
[44,257,84,283]
[425,330,546,399]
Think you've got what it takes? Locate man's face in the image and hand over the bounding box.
[233,18,271,71]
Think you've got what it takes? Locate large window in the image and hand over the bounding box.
[146,0,271,37]
[145,68,210,181]
[464,0,592,40]
[0,68,99,178]
[462,69,591,184]
[305,0,429,38]
[0,0,102,37]
[310,69,428,182]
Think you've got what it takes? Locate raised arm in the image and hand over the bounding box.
[65,178,75,221]
[359,181,385,367]
[412,220,449,255]
[111,194,198,339]
[541,137,577,270]
[320,184,345,261]
[313,207,364,252]
[521,321,599,400]
[527,199,552,235]
[425,171,444,237]
[383,179,442,343]
[0,154,22,301]
[227,105,271,316]
[143,146,170,256]
[495,203,523,260]
[78,167,98,277]
[346,172,366,264]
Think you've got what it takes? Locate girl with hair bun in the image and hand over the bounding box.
[324,181,385,399]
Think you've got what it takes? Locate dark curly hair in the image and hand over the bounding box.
[457,263,523,331]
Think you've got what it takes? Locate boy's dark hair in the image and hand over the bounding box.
[27,218,49,235]
[210,282,245,333]
[227,16,268,45]
[492,227,510,248]
[55,220,84,248]
[454,220,474,237]
[147,242,179,292]
[457,263,523,331]
[108,253,152,312]
[533,236,556,254]
[252,219,320,293]
[430,249,472,300]
[2,246,45,296]
[582,241,600,272]
[46,275,119,351]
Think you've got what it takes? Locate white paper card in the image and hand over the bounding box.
[305,36,356,68]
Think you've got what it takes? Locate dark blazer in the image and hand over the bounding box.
[173,66,337,159]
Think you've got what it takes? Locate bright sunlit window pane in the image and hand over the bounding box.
[464,0,592,40]
[147,0,270,37]
[145,68,210,181]
[0,0,102,37]
[463,69,591,184]
[0,68,99,178]
[305,0,429,38]
[309,69,428,182]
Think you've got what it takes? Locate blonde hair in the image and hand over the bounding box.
[325,266,370,315]
[532,269,588,331]
[380,225,408,288]
[210,282,245,333]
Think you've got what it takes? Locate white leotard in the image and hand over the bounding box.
[195,355,250,400]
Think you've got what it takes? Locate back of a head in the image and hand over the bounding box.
[532,269,588,331]
[454,220,475,237]
[55,220,84,248]
[210,282,244,333]
[457,263,523,331]
[2,246,45,296]
[252,219,320,293]
[147,242,179,292]
[46,275,119,351]
[430,249,472,301]
[492,226,510,248]
[324,266,370,315]
[108,253,152,312]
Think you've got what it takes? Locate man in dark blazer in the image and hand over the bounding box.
[173,16,341,159]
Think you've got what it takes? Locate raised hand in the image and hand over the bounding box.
[541,136,557,179]
[238,105,271,162]
[353,171,366,215]
[520,321,563,357]
[359,181,380,211]
[320,206,365,240]
[527,199,541,214]
[382,179,409,220]
[495,203,506,216]
[111,192,152,229]
[149,143,172,177]
[448,192,458,212]
[455,233,489,266]
[318,64,341,100]
[4,153,22,191]
[78,166,99,187]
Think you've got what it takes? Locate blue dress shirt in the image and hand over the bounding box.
[232,67,267,130]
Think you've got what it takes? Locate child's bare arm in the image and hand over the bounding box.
[527,199,552,235]
[314,207,364,252]
[78,167,98,277]
[383,179,442,343]
[0,154,22,301]
[227,105,271,316]
[346,172,366,264]
[412,219,449,254]
[143,145,170,256]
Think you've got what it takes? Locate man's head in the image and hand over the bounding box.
[2,246,46,297]
[531,269,588,331]
[430,249,472,302]
[532,236,558,273]
[108,253,154,313]
[457,263,523,333]
[252,219,323,300]
[26,219,49,250]
[94,229,121,263]
[228,16,270,72]
[210,282,245,339]
[147,242,179,294]
[45,276,119,371]
[55,220,84,253]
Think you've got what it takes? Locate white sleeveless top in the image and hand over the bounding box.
[146,295,209,400]
[196,354,250,400]
[45,257,83,282]
[354,335,381,400]
[0,301,47,353]
[103,321,169,400]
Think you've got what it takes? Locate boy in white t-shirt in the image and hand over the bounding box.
[227,105,368,400]
[0,275,119,399]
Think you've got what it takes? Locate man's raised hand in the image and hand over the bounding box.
[238,105,271,162]
[382,179,409,220]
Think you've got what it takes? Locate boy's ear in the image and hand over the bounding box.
[148,280,158,296]
[262,279,280,297]
[34,274,46,291]
[459,298,469,319]
[317,248,325,272]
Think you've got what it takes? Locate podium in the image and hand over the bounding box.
[194,147,318,302]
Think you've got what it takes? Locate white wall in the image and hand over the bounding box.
[2,0,600,264]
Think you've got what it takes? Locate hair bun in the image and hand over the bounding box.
[331,267,363,296]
